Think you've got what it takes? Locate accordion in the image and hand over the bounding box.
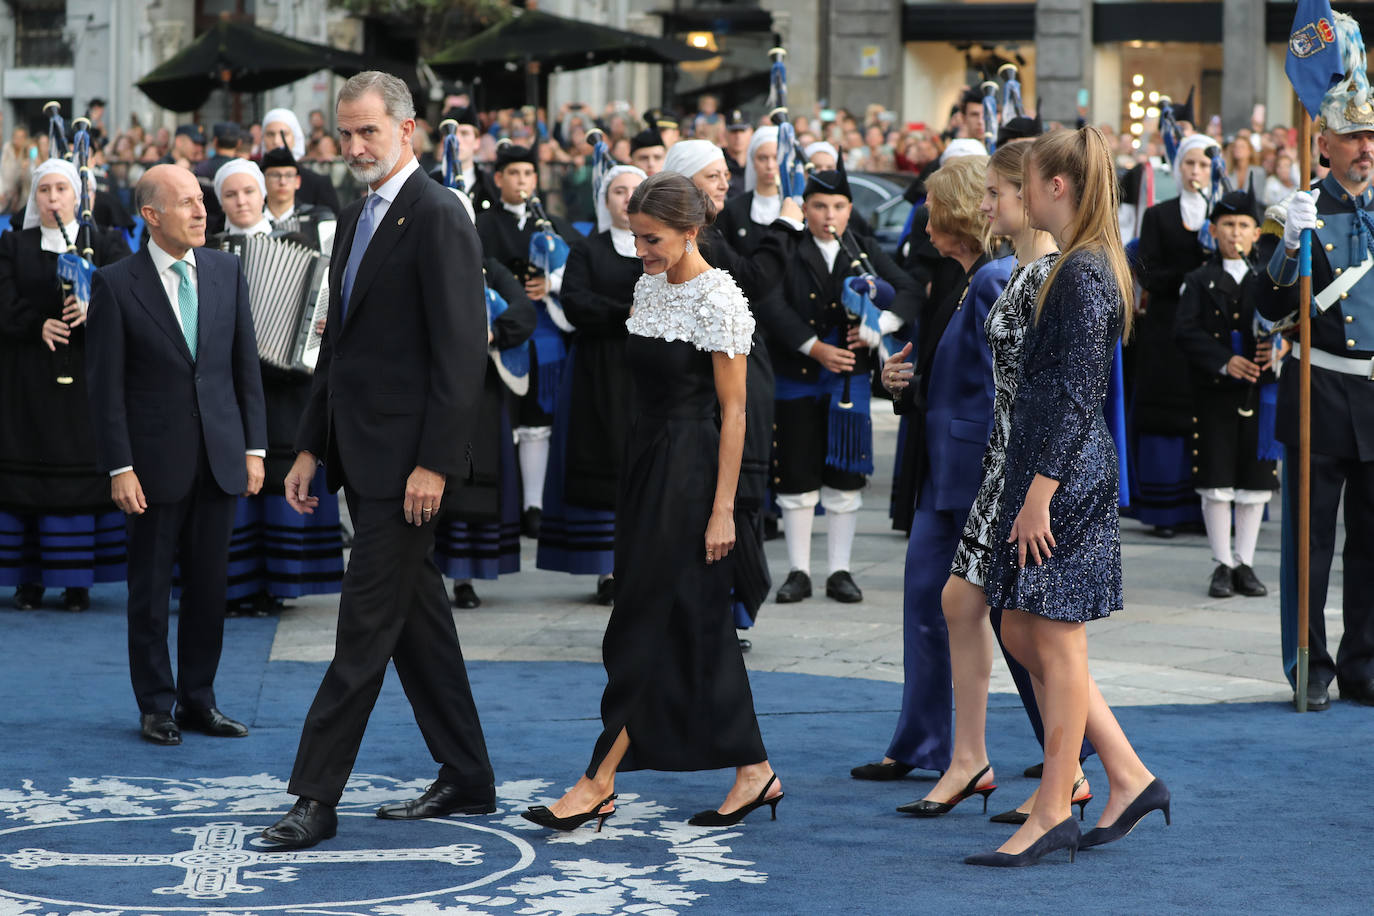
[220,233,331,374]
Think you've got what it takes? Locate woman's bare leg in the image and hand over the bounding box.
[546,728,629,818]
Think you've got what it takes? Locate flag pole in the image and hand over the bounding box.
[1295,109,1313,712]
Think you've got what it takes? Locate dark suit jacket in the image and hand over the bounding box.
[891,254,1011,526]
[296,164,487,500]
[86,245,267,503]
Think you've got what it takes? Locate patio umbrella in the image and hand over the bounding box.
[136,18,376,113]
[428,8,717,108]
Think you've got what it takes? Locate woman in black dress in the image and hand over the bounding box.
[1130,134,1213,534]
[537,165,645,603]
[968,128,1168,867]
[524,172,782,832]
[0,159,130,610]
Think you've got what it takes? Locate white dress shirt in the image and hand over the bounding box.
[111,239,265,477]
[366,156,420,226]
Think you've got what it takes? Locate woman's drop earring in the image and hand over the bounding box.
[684,239,694,254]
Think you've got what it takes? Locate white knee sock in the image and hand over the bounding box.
[778,491,819,574]
[827,509,859,575]
[516,430,551,510]
[1232,500,1266,567]
[1200,497,1234,568]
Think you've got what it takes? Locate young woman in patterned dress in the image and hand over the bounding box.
[967,127,1169,867]
[884,141,1096,822]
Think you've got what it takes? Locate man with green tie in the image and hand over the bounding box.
[85,164,268,747]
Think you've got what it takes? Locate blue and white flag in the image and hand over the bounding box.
[1285,0,1345,118]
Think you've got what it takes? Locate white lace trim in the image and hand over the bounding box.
[627,268,754,357]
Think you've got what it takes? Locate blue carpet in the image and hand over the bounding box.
[0,587,1370,914]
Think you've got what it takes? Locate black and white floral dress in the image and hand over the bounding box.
[950,253,1059,588]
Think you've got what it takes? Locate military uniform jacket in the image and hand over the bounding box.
[763,231,919,384]
[1256,174,1374,460]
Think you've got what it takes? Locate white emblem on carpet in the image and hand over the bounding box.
[0,774,767,914]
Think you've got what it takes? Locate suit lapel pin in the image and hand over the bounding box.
[397,216,405,226]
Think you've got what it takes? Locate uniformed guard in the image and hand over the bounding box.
[763,162,918,603]
[1174,185,1280,600]
[1256,48,1374,711]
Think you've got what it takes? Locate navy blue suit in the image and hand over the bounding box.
[885,255,1008,770]
[86,245,266,715]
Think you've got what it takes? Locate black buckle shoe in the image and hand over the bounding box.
[521,507,542,539]
[775,570,812,604]
[1296,680,1331,711]
[13,585,43,611]
[1231,564,1268,597]
[62,587,90,612]
[1207,564,1235,598]
[376,781,496,819]
[452,583,481,609]
[595,577,615,606]
[261,798,338,849]
[825,571,863,603]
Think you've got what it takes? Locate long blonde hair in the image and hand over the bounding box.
[1027,127,1133,338]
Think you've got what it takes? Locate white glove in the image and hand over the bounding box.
[1282,190,1318,252]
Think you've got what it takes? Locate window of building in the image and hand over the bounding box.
[14,0,72,68]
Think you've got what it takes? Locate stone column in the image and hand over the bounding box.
[825,0,902,117]
[1222,0,1267,134]
[1035,0,1092,125]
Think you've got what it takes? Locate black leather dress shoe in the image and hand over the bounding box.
[140,712,181,745]
[1295,680,1330,711]
[1338,678,1374,707]
[12,584,43,610]
[1149,525,1176,539]
[453,583,481,609]
[521,507,542,539]
[175,706,249,737]
[62,587,90,612]
[376,781,496,819]
[1207,564,1235,598]
[1231,564,1268,597]
[737,636,752,653]
[826,571,863,603]
[775,570,812,604]
[261,798,337,849]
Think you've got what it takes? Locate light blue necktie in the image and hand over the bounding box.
[340,194,382,319]
[169,260,197,360]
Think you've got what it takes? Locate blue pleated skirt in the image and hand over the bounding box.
[0,510,126,587]
[223,475,344,600]
[435,412,522,581]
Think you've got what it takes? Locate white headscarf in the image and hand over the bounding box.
[213,159,267,205]
[939,138,988,166]
[745,125,779,193]
[24,158,79,231]
[595,164,647,233]
[804,141,838,165]
[262,108,307,159]
[1174,134,1217,230]
[663,140,725,181]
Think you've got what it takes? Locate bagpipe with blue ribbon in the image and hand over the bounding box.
[585,127,615,213]
[1195,148,1232,253]
[1233,316,1283,462]
[767,47,808,204]
[1159,96,1181,168]
[45,102,96,386]
[437,116,467,195]
[998,63,1026,125]
[980,80,1000,153]
[484,274,531,397]
[523,190,572,414]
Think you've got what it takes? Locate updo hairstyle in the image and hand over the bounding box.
[627,171,717,232]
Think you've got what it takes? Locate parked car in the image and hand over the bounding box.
[849,171,917,257]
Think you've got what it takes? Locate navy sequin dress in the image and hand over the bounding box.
[985,251,1125,622]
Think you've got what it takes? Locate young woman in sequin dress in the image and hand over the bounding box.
[967,128,1170,867]
[524,172,782,833]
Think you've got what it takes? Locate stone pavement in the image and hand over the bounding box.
[271,412,1339,707]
